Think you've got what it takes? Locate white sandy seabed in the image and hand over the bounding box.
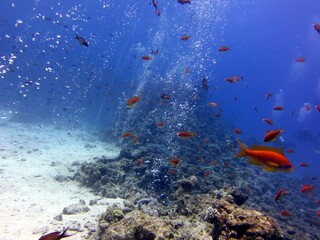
[0,121,123,240]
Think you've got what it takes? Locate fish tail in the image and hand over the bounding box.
[235,139,247,158]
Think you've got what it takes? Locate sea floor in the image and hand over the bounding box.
[0,121,123,240]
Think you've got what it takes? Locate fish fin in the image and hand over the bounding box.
[235,139,247,158]
[266,161,280,168]
[250,145,285,155]
[247,158,262,166]
[263,166,277,172]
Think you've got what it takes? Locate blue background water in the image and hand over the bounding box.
[0,0,320,193]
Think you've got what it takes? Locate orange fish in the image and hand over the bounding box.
[235,139,294,172]
[300,184,314,193]
[208,102,218,107]
[296,57,305,62]
[263,129,283,142]
[233,75,239,82]
[273,105,285,111]
[204,171,212,177]
[218,46,230,52]
[262,118,273,125]
[39,228,74,240]
[234,128,242,134]
[169,157,180,167]
[177,131,195,139]
[133,135,139,144]
[127,95,140,107]
[122,132,133,138]
[167,169,176,175]
[142,55,152,60]
[181,35,190,40]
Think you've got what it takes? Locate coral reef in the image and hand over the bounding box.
[97,192,284,240]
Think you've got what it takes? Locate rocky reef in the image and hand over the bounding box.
[96,190,283,240]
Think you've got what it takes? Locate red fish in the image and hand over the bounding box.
[298,162,310,167]
[262,118,273,125]
[169,157,180,167]
[178,0,191,4]
[218,46,230,52]
[273,105,285,111]
[263,129,283,142]
[181,35,190,40]
[177,131,195,139]
[137,157,144,166]
[185,67,189,74]
[234,128,242,134]
[265,93,272,100]
[274,188,289,201]
[202,75,209,90]
[160,94,171,100]
[305,104,310,111]
[212,113,221,117]
[39,228,74,240]
[316,105,320,112]
[133,135,139,144]
[285,149,295,153]
[142,55,152,60]
[155,121,164,128]
[314,23,320,34]
[127,95,141,107]
[300,185,314,193]
[296,57,305,62]
[280,210,291,217]
[122,132,133,138]
[167,169,176,175]
[235,139,294,172]
[151,0,158,10]
[157,9,161,16]
[316,211,320,216]
[204,171,212,177]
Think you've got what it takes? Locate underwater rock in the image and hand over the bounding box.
[100,210,210,240]
[230,189,249,206]
[100,205,125,225]
[62,202,90,215]
[206,199,284,240]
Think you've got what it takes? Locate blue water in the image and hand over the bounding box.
[1,0,320,233]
